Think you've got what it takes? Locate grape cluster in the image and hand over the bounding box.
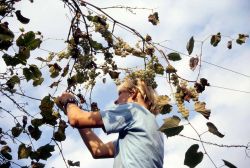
[128,69,157,89]
[175,92,189,118]
[189,87,199,102]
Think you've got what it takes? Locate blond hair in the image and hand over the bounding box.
[117,77,159,115]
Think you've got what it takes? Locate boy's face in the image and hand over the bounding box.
[114,89,133,105]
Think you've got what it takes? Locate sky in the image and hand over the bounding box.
[1,0,250,168]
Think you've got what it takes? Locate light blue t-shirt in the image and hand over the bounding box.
[100,102,164,168]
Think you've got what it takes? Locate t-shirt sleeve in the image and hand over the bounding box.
[99,103,134,134]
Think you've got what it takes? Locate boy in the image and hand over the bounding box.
[56,77,164,168]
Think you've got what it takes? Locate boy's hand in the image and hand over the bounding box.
[55,92,76,113]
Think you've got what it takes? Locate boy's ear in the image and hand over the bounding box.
[131,89,138,100]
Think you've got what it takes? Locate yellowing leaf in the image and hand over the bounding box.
[148,12,159,25]
[210,32,221,47]
[236,34,249,45]
[1,145,12,160]
[159,115,180,131]
[189,57,199,71]
[194,101,211,119]
[18,144,31,159]
[154,95,172,114]
[207,122,224,138]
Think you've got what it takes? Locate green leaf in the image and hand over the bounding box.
[29,151,39,161]
[31,118,44,127]
[200,78,210,86]
[166,64,177,73]
[227,40,232,49]
[28,38,42,50]
[6,75,20,90]
[1,146,12,160]
[36,57,49,62]
[16,31,42,50]
[76,72,87,84]
[15,10,30,24]
[86,15,93,21]
[206,122,224,138]
[28,125,42,141]
[0,161,11,168]
[222,159,237,168]
[154,63,164,75]
[167,52,182,61]
[49,81,60,88]
[160,104,173,114]
[31,162,45,168]
[0,23,14,50]
[210,32,221,47]
[236,34,249,45]
[53,120,67,142]
[36,144,55,160]
[17,47,30,61]
[49,63,62,78]
[53,131,66,142]
[11,126,22,137]
[109,71,120,79]
[17,31,35,46]
[29,65,42,78]
[61,65,69,77]
[90,40,103,50]
[23,68,33,81]
[2,54,23,66]
[39,96,54,112]
[159,115,183,137]
[186,36,194,55]
[18,144,32,159]
[39,96,57,125]
[68,160,80,167]
[184,144,203,168]
[33,77,44,86]
[0,140,7,145]
[162,125,184,137]
[148,12,159,25]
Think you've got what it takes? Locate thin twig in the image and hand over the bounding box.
[53,139,69,168]
[187,120,218,168]
[179,134,249,148]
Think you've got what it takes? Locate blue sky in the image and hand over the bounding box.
[1,0,250,167]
